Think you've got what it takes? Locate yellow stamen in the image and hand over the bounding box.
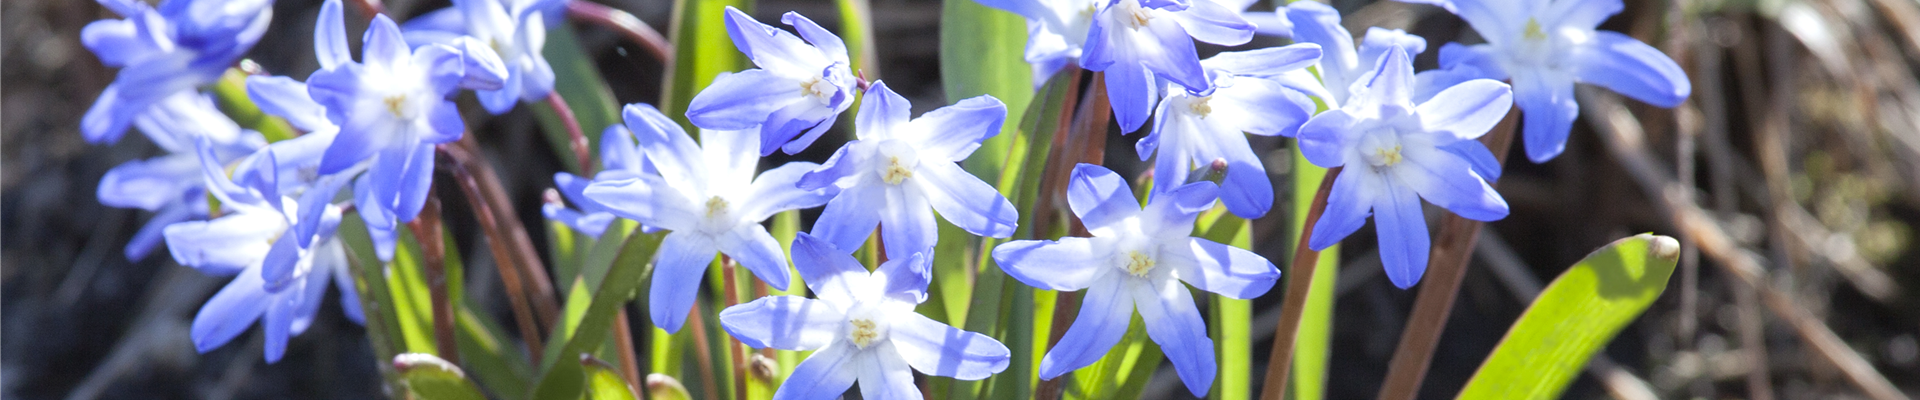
[1374,145,1404,167]
[882,157,913,185]
[704,196,729,218]
[1523,18,1547,41]
[847,319,880,348]
[1124,251,1155,277]
[1188,96,1213,117]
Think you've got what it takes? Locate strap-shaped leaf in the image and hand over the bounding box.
[396,353,488,400]
[531,231,667,400]
[1455,234,1681,400]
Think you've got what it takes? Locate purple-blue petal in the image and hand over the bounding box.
[1373,179,1430,288]
[1572,31,1691,108]
[1067,164,1142,232]
[993,238,1111,291]
[1038,277,1133,379]
[648,231,717,333]
[889,312,1011,379]
[719,296,843,351]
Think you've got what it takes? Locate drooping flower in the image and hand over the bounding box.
[1395,0,1691,162]
[1140,44,1321,219]
[307,7,507,258]
[686,7,857,156]
[1081,0,1257,132]
[544,125,647,238]
[992,164,1280,396]
[164,131,363,363]
[583,104,837,333]
[98,91,266,261]
[799,81,1015,262]
[720,233,1010,400]
[1296,47,1512,288]
[80,0,273,144]
[403,0,556,114]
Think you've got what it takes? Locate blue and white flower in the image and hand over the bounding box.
[686,7,857,156]
[800,82,1015,263]
[98,92,266,261]
[80,0,273,144]
[1396,0,1691,162]
[583,104,837,333]
[721,233,1010,400]
[544,125,647,238]
[403,0,556,114]
[992,164,1279,397]
[1140,44,1321,219]
[1082,0,1257,132]
[1297,47,1512,288]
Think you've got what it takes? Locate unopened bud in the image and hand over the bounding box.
[747,354,778,383]
[646,373,692,400]
[1186,158,1229,185]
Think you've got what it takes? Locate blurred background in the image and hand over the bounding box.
[5,0,1919,398]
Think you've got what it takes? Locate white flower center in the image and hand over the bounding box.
[1522,18,1548,41]
[843,306,889,349]
[697,195,735,234]
[800,76,836,106]
[873,141,920,186]
[1123,250,1156,277]
[1186,95,1213,117]
[1111,0,1155,30]
[1359,132,1406,168]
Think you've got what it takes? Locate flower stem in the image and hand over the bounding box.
[544,92,594,175]
[439,139,562,362]
[1035,69,1108,400]
[614,309,643,388]
[1256,165,1341,400]
[1374,107,1519,400]
[566,1,674,64]
[405,193,461,365]
[721,257,748,400]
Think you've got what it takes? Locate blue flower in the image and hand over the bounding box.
[965,0,1100,86]
[799,82,1015,263]
[1296,47,1512,288]
[1140,44,1321,219]
[544,125,649,238]
[720,233,1010,400]
[582,104,837,333]
[98,92,266,261]
[80,0,273,143]
[1396,0,1691,162]
[1082,0,1257,133]
[991,164,1279,397]
[403,0,556,114]
[686,7,857,156]
[164,130,363,363]
[1282,1,1429,107]
[306,6,508,255]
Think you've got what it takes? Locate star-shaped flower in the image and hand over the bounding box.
[993,164,1279,396]
[1081,0,1257,132]
[97,91,266,261]
[686,7,858,156]
[80,0,273,143]
[1395,0,1691,162]
[1140,44,1321,219]
[1297,47,1513,288]
[583,104,837,333]
[799,81,1016,262]
[403,0,556,114]
[720,233,1010,400]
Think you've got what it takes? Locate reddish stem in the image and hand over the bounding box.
[566,1,674,64]
[405,193,461,365]
[1257,167,1342,400]
[545,92,595,175]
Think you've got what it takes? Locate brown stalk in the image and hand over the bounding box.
[1374,107,1520,400]
[614,309,643,388]
[454,137,562,325]
[544,92,595,174]
[437,141,548,361]
[1256,166,1341,400]
[1035,69,1107,400]
[686,299,724,400]
[1579,88,1908,400]
[566,1,675,65]
[406,193,461,364]
[721,257,748,400]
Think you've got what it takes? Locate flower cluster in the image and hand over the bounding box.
[71,0,1689,395]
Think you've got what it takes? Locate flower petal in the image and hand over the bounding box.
[164,213,279,276]
[1442,140,1503,183]
[807,183,884,255]
[1394,146,1509,221]
[856,82,912,142]
[876,252,933,304]
[1307,169,1379,250]
[879,187,938,261]
[738,162,836,223]
[1066,164,1142,232]
[781,12,849,65]
[362,15,412,73]
[1130,277,1216,397]
[647,231,717,333]
[915,161,1018,239]
[192,267,269,353]
[1416,78,1512,143]
[854,343,920,400]
[992,238,1113,292]
[1167,238,1279,299]
[622,103,706,189]
[98,154,200,211]
[901,95,1006,161]
[723,6,829,74]
[1146,181,1219,229]
[1512,69,1579,162]
[315,0,351,70]
[716,223,794,291]
[1355,27,1428,72]
[1173,0,1256,46]
[790,232,873,310]
[1296,109,1357,168]
[1038,275,1134,379]
[889,312,1011,380]
[1103,59,1158,133]
[773,343,860,400]
[582,175,700,231]
[1572,31,1691,108]
[1372,178,1430,288]
[245,76,332,133]
[687,69,800,131]
[719,296,844,351]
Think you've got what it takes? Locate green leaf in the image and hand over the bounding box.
[942,0,1033,184]
[397,353,489,400]
[1065,313,1160,400]
[1454,234,1681,400]
[662,0,750,133]
[646,374,694,400]
[584,358,640,400]
[532,231,668,400]
[1197,210,1251,400]
[1289,144,1337,400]
[534,25,625,174]
[337,216,408,391]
